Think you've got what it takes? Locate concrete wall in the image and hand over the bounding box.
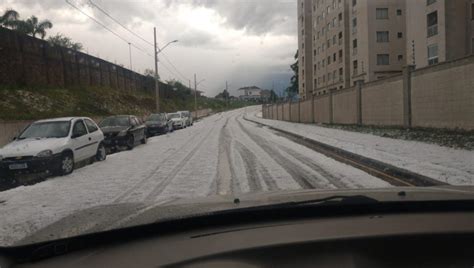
[262,54,474,130]
[300,99,313,123]
[283,103,290,121]
[411,57,474,129]
[332,87,357,124]
[361,76,404,126]
[314,95,331,124]
[290,102,299,122]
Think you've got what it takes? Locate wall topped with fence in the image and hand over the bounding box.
[262,55,474,130]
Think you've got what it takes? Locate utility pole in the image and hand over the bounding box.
[154,27,160,113]
[225,81,229,107]
[194,74,198,118]
[128,43,132,70]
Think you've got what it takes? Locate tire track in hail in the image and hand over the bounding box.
[215,116,241,195]
[234,141,280,191]
[113,117,222,203]
[235,116,323,190]
[275,144,349,189]
[143,116,228,203]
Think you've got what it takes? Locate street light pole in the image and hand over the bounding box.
[194,74,197,119]
[153,27,160,113]
[128,43,132,70]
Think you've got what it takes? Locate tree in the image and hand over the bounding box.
[215,89,229,100]
[0,9,19,28]
[48,33,83,51]
[143,68,159,80]
[269,89,278,102]
[285,50,298,99]
[15,15,53,39]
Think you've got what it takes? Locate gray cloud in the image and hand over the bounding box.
[167,0,297,35]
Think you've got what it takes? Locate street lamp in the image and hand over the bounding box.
[154,27,178,113]
[194,75,206,118]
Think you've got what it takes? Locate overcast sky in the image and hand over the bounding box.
[0,0,297,96]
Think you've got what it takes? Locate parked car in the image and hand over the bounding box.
[145,113,174,136]
[168,113,186,130]
[178,111,193,126]
[0,117,106,177]
[99,115,147,151]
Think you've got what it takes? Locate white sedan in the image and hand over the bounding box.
[168,113,187,130]
[0,117,106,177]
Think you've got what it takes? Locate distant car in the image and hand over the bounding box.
[178,111,193,126]
[0,117,106,177]
[99,115,147,151]
[168,113,186,130]
[145,113,173,136]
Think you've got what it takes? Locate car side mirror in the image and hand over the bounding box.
[12,136,17,141]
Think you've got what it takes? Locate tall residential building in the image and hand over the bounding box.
[297,0,474,98]
[406,0,474,69]
[297,0,314,100]
[305,0,406,96]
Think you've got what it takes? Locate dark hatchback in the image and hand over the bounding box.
[98,115,147,151]
[145,113,173,136]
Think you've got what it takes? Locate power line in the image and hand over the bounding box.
[88,0,154,47]
[87,0,190,82]
[65,0,181,81]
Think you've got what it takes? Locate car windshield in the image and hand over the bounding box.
[18,121,71,139]
[168,113,180,119]
[147,114,164,121]
[0,0,473,250]
[99,117,129,127]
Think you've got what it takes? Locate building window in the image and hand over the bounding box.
[352,18,357,33]
[339,13,343,22]
[376,8,389,19]
[327,39,331,48]
[323,75,326,82]
[333,70,337,81]
[398,55,403,61]
[353,39,358,55]
[323,59,326,67]
[332,18,337,27]
[397,9,402,16]
[377,54,390,65]
[428,44,439,65]
[427,11,438,37]
[328,56,331,64]
[376,31,389,42]
[352,0,356,7]
[397,32,403,39]
[333,35,337,45]
[322,44,325,51]
[427,0,436,5]
[353,60,358,74]
[339,49,343,62]
[333,53,336,62]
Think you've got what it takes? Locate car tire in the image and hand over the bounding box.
[95,143,107,161]
[58,152,74,176]
[141,134,147,144]
[126,135,135,150]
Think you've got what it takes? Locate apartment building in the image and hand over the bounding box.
[406,0,474,69]
[304,0,407,97]
[297,0,314,100]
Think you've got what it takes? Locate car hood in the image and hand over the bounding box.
[11,185,474,246]
[169,118,182,122]
[0,138,68,157]
[101,126,129,134]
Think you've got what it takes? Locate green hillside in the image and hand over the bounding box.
[0,85,253,120]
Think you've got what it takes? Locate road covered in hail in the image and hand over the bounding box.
[0,107,390,246]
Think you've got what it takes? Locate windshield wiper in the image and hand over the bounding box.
[231,195,379,212]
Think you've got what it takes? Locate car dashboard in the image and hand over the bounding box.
[2,208,473,268]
